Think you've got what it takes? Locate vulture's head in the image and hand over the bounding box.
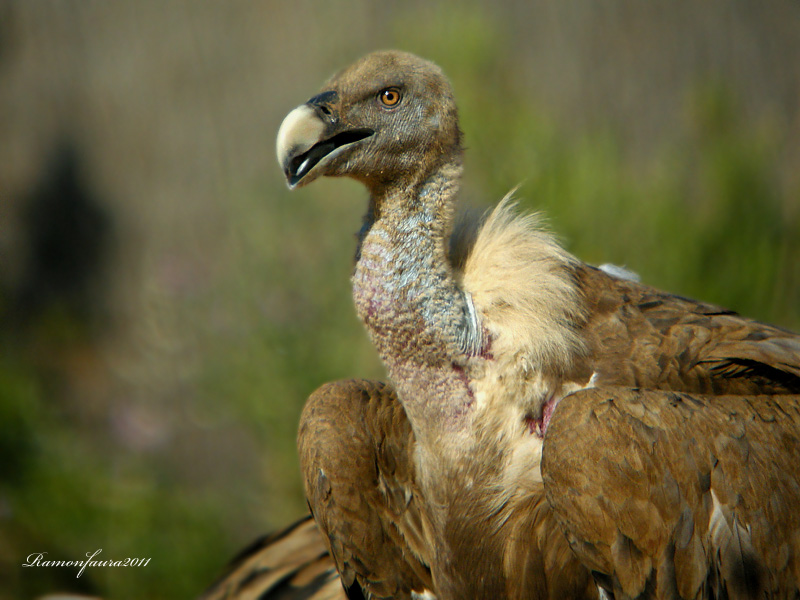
[276,50,461,193]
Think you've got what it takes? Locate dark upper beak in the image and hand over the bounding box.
[276,90,373,189]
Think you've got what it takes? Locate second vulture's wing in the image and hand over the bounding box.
[198,515,343,600]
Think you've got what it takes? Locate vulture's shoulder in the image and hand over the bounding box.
[454,197,800,394]
[577,259,800,394]
[297,379,434,600]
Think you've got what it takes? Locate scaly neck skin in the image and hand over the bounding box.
[352,156,480,455]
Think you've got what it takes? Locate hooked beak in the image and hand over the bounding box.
[276,92,374,189]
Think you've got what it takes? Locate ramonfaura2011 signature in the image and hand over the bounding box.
[22,549,151,578]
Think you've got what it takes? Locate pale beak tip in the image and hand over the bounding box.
[275,104,325,169]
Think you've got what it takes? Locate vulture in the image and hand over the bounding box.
[206,51,800,600]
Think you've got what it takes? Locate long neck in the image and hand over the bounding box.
[352,157,480,452]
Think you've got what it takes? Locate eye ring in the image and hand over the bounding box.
[378,87,402,108]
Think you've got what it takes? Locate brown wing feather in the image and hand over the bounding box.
[198,515,343,600]
[580,265,800,394]
[542,387,800,599]
[297,379,434,599]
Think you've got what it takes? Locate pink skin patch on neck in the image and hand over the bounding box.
[524,395,561,438]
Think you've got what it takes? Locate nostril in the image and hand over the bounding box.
[319,105,331,116]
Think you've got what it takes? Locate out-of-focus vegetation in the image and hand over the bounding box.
[0,2,798,599]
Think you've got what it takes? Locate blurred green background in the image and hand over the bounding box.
[1,1,798,598]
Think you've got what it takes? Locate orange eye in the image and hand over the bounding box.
[378,88,402,107]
